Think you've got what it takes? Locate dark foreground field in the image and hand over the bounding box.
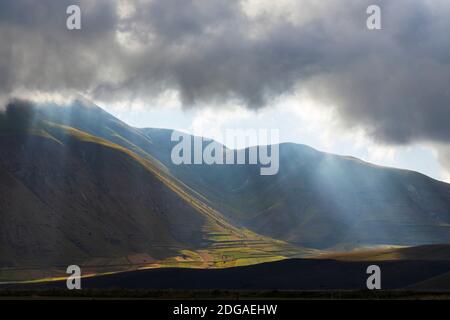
[3,290,450,300]
[3,258,450,294]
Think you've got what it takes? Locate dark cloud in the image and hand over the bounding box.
[0,0,119,95]
[1,0,450,153]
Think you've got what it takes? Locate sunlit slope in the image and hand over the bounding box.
[0,108,307,281]
[142,128,450,249]
[315,244,450,262]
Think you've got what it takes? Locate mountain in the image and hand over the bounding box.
[2,99,450,283]
[0,100,305,282]
[140,130,450,249]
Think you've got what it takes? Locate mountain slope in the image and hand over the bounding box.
[0,132,206,267]
[0,101,306,282]
[316,244,450,261]
[141,128,450,249]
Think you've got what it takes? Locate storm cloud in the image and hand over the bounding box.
[1,0,450,160]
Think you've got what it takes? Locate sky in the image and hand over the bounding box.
[1,0,450,181]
